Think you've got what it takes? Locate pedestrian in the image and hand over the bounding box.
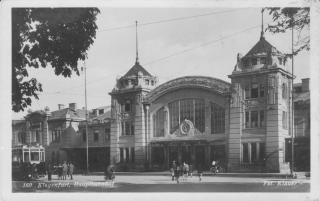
[174,165,180,184]
[69,162,74,180]
[105,165,115,187]
[198,164,203,182]
[67,162,70,178]
[57,163,63,180]
[189,163,193,178]
[171,161,177,181]
[47,162,52,181]
[62,161,68,180]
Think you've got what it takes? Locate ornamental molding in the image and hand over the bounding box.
[145,76,231,103]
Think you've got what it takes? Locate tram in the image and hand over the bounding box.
[12,144,45,164]
[12,144,45,181]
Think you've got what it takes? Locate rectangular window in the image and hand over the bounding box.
[124,100,131,112]
[282,111,288,129]
[105,127,110,141]
[99,109,104,115]
[94,130,99,142]
[245,111,250,128]
[120,148,124,163]
[131,147,135,162]
[252,58,257,65]
[251,83,259,98]
[31,152,39,161]
[260,57,266,64]
[251,143,257,162]
[260,84,265,97]
[169,101,179,133]
[195,99,205,132]
[121,122,125,136]
[179,99,194,123]
[245,85,250,99]
[131,122,135,135]
[242,143,249,163]
[259,143,265,161]
[211,103,225,134]
[278,57,283,65]
[153,107,165,137]
[145,79,150,85]
[24,152,30,162]
[125,148,130,162]
[243,59,249,66]
[260,111,265,127]
[282,83,288,99]
[125,122,130,136]
[251,111,259,128]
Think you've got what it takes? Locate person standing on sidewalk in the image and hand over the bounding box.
[171,161,177,181]
[62,161,68,180]
[197,164,203,182]
[69,162,74,180]
[47,162,52,181]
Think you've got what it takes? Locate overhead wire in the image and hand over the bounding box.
[98,9,241,32]
[44,9,265,96]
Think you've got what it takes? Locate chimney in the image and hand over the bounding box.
[58,104,65,110]
[301,78,309,92]
[69,103,77,111]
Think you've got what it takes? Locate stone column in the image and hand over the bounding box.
[110,97,120,165]
[134,93,147,170]
[227,82,242,172]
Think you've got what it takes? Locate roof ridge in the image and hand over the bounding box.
[123,62,152,77]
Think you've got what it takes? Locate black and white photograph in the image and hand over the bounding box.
[0,0,320,200]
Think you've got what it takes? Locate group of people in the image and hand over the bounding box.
[170,160,223,183]
[48,161,74,181]
[170,161,196,183]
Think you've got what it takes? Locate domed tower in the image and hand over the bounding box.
[227,10,293,173]
[109,21,157,169]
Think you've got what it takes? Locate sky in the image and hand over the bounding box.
[12,7,310,119]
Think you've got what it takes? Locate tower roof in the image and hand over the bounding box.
[123,61,152,77]
[244,37,283,57]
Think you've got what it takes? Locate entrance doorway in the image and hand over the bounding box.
[195,146,205,169]
[168,146,178,164]
[181,146,191,164]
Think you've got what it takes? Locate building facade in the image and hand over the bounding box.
[109,31,300,173]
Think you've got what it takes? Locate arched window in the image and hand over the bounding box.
[168,99,205,134]
[211,103,225,134]
[282,83,288,99]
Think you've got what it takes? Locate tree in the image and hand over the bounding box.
[266,7,310,57]
[12,8,100,112]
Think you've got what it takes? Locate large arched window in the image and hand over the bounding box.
[211,102,225,134]
[168,99,205,134]
[153,107,166,137]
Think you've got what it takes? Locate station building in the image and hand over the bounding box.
[109,31,296,173]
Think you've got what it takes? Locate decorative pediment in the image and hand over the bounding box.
[170,119,203,137]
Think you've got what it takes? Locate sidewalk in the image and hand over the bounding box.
[38,173,310,185]
[86,171,309,179]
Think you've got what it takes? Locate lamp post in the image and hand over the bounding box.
[84,61,89,174]
[290,11,295,177]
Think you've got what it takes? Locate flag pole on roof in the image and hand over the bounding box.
[260,8,265,39]
[135,20,139,64]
